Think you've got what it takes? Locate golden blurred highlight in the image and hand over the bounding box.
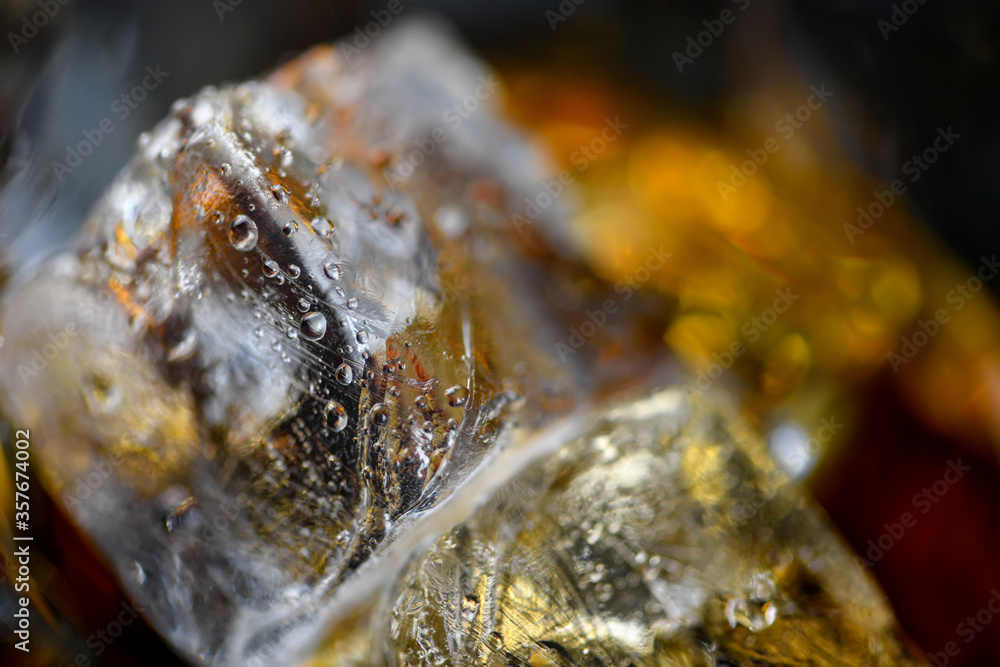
[503,67,1000,462]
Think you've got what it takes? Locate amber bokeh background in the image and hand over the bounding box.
[504,64,1000,664]
[2,0,1000,664]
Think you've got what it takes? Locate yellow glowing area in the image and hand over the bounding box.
[505,69,1000,459]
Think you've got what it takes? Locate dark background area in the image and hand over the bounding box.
[1,0,999,278]
[1,0,999,664]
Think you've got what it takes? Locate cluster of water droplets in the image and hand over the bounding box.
[723,571,780,632]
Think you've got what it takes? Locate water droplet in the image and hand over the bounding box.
[272,185,289,203]
[300,312,328,341]
[282,220,298,236]
[212,211,225,225]
[335,363,354,385]
[229,215,258,251]
[286,327,298,339]
[324,400,348,432]
[297,298,311,312]
[369,403,389,427]
[219,162,232,176]
[312,216,333,238]
[724,572,780,632]
[445,385,469,408]
[263,259,279,277]
[323,262,341,280]
[356,330,369,344]
[346,297,358,310]
[288,264,301,279]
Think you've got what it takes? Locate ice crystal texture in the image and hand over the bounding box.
[0,20,921,667]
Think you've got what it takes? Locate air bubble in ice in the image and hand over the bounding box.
[312,217,333,238]
[323,262,341,280]
[229,215,258,252]
[445,385,469,407]
[335,363,353,385]
[369,403,389,427]
[300,312,328,341]
[324,400,348,432]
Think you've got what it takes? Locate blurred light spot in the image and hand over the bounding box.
[871,261,922,325]
[769,422,815,479]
